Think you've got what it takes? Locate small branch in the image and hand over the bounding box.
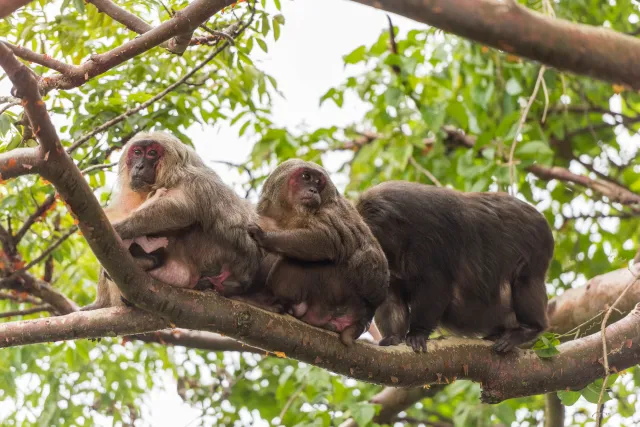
[80,162,117,174]
[0,147,41,181]
[13,194,56,244]
[38,0,235,92]
[595,265,639,426]
[131,329,263,354]
[408,156,442,187]
[19,275,78,314]
[67,20,244,153]
[16,226,78,273]
[3,42,76,74]
[0,305,52,318]
[211,160,256,198]
[0,291,42,305]
[0,101,20,116]
[87,0,154,35]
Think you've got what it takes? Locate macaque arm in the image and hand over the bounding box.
[259,228,339,261]
[113,189,196,239]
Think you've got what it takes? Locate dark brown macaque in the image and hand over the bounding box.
[82,131,262,310]
[357,181,554,354]
[248,159,389,346]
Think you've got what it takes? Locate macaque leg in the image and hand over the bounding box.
[335,314,370,347]
[492,272,549,354]
[406,275,451,353]
[148,258,198,289]
[375,283,410,347]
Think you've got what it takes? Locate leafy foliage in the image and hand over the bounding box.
[1,0,640,426]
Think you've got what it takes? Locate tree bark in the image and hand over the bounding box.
[350,0,640,89]
[545,393,565,427]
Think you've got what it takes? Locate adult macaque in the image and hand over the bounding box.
[357,181,554,354]
[248,159,389,345]
[82,131,261,310]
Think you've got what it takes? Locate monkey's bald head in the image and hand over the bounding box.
[120,131,206,192]
[258,159,338,215]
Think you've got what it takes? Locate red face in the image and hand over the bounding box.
[126,141,165,190]
[288,167,326,209]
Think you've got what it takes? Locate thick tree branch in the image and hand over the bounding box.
[1,274,79,314]
[4,42,76,74]
[2,300,640,403]
[548,264,640,338]
[0,147,41,181]
[352,0,640,89]
[0,0,34,18]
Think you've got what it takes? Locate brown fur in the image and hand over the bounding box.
[357,181,554,353]
[249,159,389,345]
[82,131,262,310]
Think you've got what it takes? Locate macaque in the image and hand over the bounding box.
[82,131,261,310]
[357,181,554,353]
[248,159,389,345]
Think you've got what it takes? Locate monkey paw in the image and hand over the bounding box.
[491,336,516,354]
[406,331,429,353]
[378,335,404,347]
[247,223,264,243]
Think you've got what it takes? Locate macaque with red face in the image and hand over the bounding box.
[82,131,262,310]
[247,159,389,345]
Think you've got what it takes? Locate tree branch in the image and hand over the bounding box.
[0,304,52,318]
[34,0,234,92]
[0,0,34,18]
[340,386,447,427]
[548,263,640,338]
[13,193,56,244]
[351,0,640,89]
[3,42,76,74]
[0,147,41,181]
[131,329,263,354]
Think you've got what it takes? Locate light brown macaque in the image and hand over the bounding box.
[247,159,389,346]
[82,131,262,310]
[357,181,554,353]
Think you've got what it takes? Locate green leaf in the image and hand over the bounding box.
[344,45,367,64]
[505,78,523,96]
[273,18,281,41]
[446,101,468,130]
[349,403,377,426]
[72,0,85,13]
[515,140,553,157]
[557,390,581,406]
[256,38,268,53]
[384,87,403,107]
[274,0,281,10]
[274,14,285,24]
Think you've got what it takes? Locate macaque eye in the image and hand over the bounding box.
[301,172,311,181]
[147,149,158,157]
[133,149,143,156]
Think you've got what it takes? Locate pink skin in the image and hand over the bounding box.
[126,143,165,170]
[206,268,232,292]
[292,302,356,332]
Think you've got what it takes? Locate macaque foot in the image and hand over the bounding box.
[406,330,430,353]
[120,296,135,308]
[206,268,232,293]
[378,335,404,347]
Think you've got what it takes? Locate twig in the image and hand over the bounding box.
[508,65,546,193]
[80,162,117,174]
[409,156,442,187]
[0,101,20,116]
[278,373,309,421]
[0,305,52,318]
[13,194,57,244]
[3,42,76,74]
[0,291,42,305]
[210,160,256,198]
[16,226,78,273]
[67,19,247,153]
[595,263,640,427]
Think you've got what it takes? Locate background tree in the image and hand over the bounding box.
[1,0,640,426]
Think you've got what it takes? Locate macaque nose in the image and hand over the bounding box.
[309,188,318,194]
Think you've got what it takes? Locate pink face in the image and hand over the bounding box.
[288,167,326,209]
[126,141,165,190]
